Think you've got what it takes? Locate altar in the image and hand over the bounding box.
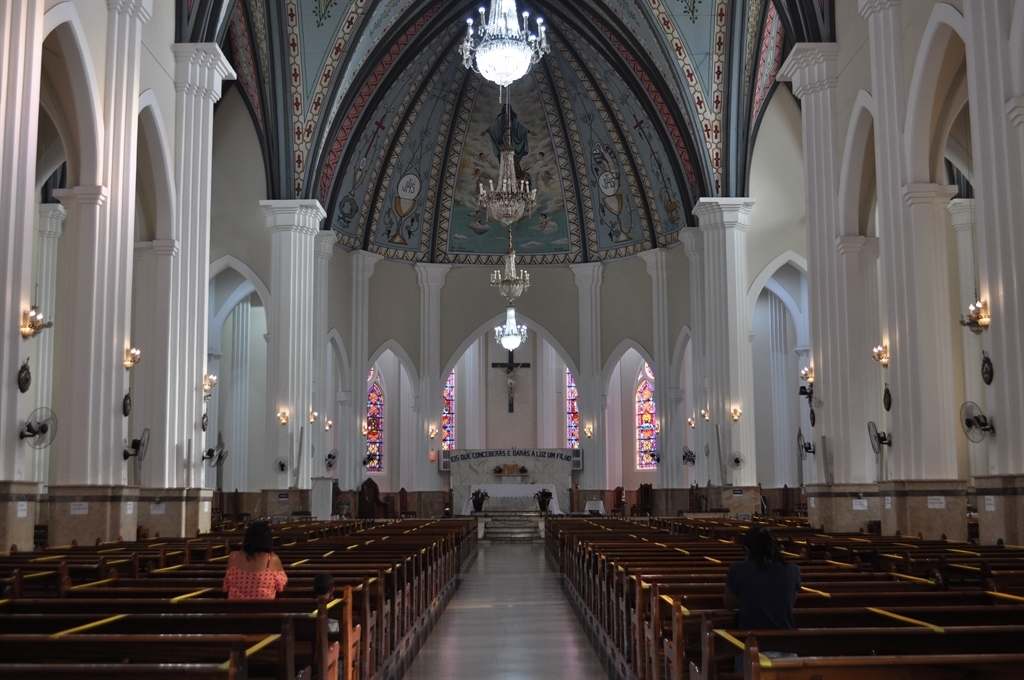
[461,483,562,515]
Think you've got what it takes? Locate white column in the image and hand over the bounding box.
[693,198,756,486]
[31,204,65,484]
[963,0,1024,476]
[205,350,222,447]
[311,231,336,477]
[262,200,324,490]
[535,340,561,448]
[947,199,989,477]
[779,44,864,485]
[172,43,235,489]
[768,293,794,487]
[639,249,677,488]
[224,297,250,491]
[0,0,43,481]
[857,238,883,481]
[570,262,605,489]
[341,251,382,491]
[682,231,711,485]
[415,263,450,491]
[836,235,874,483]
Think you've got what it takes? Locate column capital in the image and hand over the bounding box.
[315,230,339,260]
[835,234,865,256]
[53,185,109,207]
[946,198,976,231]
[901,183,957,208]
[261,199,326,236]
[414,262,451,289]
[107,0,152,21]
[37,203,66,237]
[351,250,384,280]
[777,43,837,99]
[693,198,755,231]
[570,261,603,289]
[638,248,667,276]
[151,238,180,257]
[857,0,899,20]
[173,43,236,100]
[681,228,704,256]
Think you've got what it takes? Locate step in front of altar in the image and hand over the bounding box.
[477,509,543,542]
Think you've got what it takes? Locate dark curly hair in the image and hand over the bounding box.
[242,521,274,560]
[741,525,786,568]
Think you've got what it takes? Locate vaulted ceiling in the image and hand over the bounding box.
[181,0,833,264]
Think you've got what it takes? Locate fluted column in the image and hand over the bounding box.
[963,1,1024,476]
[224,297,250,492]
[682,231,711,485]
[639,249,676,488]
[262,200,324,490]
[311,231,336,478]
[0,0,43,482]
[570,262,605,489]
[947,199,988,477]
[172,43,235,489]
[31,204,65,485]
[341,251,382,491]
[694,199,756,486]
[415,263,450,491]
[768,293,794,487]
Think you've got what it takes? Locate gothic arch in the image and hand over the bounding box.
[839,90,877,235]
[602,338,655,393]
[368,339,419,388]
[442,313,580,381]
[327,328,351,388]
[41,2,102,187]
[746,251,808,314]
[209,255,272,309]
[138,90,176,241]
[904,3,969,182]
[670,326,692,389]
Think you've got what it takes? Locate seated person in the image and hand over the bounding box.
[223,521,288,599]
[314,572,340,633]
[724,526,801,670]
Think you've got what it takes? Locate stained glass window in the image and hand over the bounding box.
[636,379,658,469]
[442,370,455,451]
[365,382,383,472]
[566,369,580,449]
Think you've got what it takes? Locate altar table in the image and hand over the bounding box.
[462,483,562,515]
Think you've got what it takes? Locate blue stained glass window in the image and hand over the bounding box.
[566,369,580,449]
[442,370,455,451]
[365,382,383,472]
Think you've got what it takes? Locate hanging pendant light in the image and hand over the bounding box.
[461,0,549,88]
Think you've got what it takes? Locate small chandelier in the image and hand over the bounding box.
[479,100,537,227]
[960,299,990,334]
[495,304,528,351]
[491,228,530,303]
[461,0,549,88]
[20,305,52,339]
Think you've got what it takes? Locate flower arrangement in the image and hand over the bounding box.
[471,489,490,501]
[493,465,503,474]
[519,465,528,474]
[533,488,552,501]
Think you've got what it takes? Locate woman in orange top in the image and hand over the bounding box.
[223,521,288,599]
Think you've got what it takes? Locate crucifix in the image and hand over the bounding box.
[491,349,530,413]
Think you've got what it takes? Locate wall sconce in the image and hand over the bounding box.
[428,425,438,439]
[309,410,319,423]
[687,415,696,429]
[203,374,218,392]
[123,347,141,370]
[655,420,661,434]
[277,410,289,425]
[871,344,889,367]
[799,366,814,384]
[361,420,369,436]
[960,300,990,334]
[700,408,710,421]
[20,305,52,339]
[324,418,333,431]
[584,424,594,438]
[731,407,743,422]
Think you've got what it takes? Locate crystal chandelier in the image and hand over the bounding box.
[491,228,530,303]
[461,0,549,88]
[479,97,537,227]
[495,305,528,351]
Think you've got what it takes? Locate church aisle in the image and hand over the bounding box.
[401,541,608,680]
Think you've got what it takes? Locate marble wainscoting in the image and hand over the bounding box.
[0,481,42,551]
[137,488,214,538]
[973,475,1024,546]
[47,485,140,546]
[805,483,881,533]
[878,479,968,541]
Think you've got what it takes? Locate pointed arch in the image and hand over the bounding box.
[365,381,384,472]
[138,90,176,241]
[209,255,272,309]
[368,339,419,387]
[42,2,102,186]
[670,325,693,391]
[746,250,807,313]
[443,312,579,380]
[635,378,658,469]
[602,338,655,392]
[327,328,351,388]
[838,90,877,236]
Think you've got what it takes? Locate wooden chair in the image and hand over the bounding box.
[399,488,417,519]
[630,483,652,517]
[611,486,625,516]
[356,478,389,519]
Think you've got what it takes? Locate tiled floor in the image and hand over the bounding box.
[401,542,609,680]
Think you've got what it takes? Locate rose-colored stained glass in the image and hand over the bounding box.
[566,369,580,449]
[442,370,455,451]
[365,382,383,472]
[636,379,658,469]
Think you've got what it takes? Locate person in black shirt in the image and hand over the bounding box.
[724,525,801,629]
